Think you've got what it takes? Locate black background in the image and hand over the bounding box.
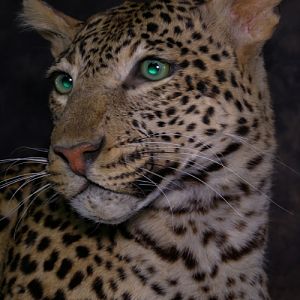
[0,1,299,299]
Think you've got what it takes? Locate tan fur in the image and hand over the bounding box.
[232,0,280,62]
[22,0,82,56]
[0,0,281,299]
[203,0,280,64]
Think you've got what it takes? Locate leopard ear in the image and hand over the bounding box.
[230,0,281,62]
[204,0,281,63]
[22,0,83,57]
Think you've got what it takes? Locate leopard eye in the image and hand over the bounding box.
[140,59,171,81]
[53,73,73,94]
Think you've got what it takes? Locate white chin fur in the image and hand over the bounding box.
[70,184,158,225]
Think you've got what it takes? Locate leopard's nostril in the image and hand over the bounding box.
[83,148,101,164]
[53,139,105,176]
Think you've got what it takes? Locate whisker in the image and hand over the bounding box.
[0,172,47,190]
[12,146,49,154]
[4,160,48,174]
[13,183,52,239]
[123,135,223,164]
[138,146,294,215]
[3,161,47,179]
[123,131,299,179]
[147,160,244,218]
[0,182,51,223]
[9,173,49,201]
[119,131,299,178]
[0,157,48,164]
[134,179,155,185]
[121,152,175,226]
[127,131,208,143]
[0,201,26,223]
[226,133,300,176]
[0,171,44,184]
[136,169,175,230]
[47,192,60,204]
[124,144,243,217]
[138,166,183,191]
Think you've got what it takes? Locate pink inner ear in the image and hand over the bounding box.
[227,0,280,62]
[230,0,280,39]
[230,10,252,38]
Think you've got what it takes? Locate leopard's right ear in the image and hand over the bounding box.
[21,0,83,57]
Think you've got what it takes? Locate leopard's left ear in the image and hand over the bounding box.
[230,0,281,61]
[205,0,281,63]
[21,0,83,57]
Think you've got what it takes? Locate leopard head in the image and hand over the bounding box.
[22,0,280,224]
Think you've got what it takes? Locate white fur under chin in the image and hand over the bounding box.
[70,184,161,225]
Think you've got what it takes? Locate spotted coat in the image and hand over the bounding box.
[0,0,280,299]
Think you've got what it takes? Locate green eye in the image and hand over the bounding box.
[54,73,73,94]
[140,59,171,81]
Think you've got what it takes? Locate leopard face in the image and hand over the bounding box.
[23,0,279,224]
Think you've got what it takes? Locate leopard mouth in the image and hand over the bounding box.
[70,181,162,225]
[64,162,180,224]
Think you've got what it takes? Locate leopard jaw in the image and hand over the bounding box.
[70,183,162,224]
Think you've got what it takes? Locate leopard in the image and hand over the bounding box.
[0,0,281,299]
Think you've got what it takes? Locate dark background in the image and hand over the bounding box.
[0,1,299,299]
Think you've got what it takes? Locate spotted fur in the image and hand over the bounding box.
[0,0,280,299]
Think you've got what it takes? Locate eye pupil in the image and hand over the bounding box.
[148,63,160,76]
[54,73,73,94]
[62,76,73,89]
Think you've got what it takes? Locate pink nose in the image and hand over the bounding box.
[53,143,101,176]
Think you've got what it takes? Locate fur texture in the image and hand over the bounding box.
[0,0,280,298]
